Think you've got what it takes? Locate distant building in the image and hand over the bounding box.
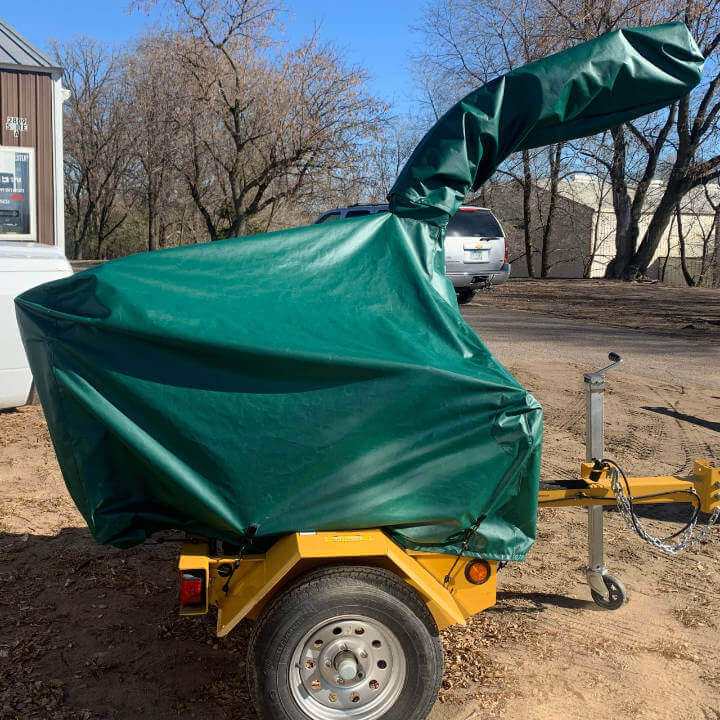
[481,180,594,278]
[481,175,720,285]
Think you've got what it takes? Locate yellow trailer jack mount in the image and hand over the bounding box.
[538,353,719,607]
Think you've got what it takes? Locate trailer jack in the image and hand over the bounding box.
[538,352,720,608]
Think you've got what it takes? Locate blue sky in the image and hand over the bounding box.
[2,1,421,112]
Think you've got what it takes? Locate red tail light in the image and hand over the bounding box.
[504,239,509,264]
[180,569,205,608]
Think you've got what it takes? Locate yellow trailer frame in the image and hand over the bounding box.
[176,354,718,720]
[178,459,718,634]
[540,459,719,510]
[179,530,498,633]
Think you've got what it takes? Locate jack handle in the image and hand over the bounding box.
[594,351,623,376]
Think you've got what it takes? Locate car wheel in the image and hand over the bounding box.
[247,565,443,720]
[457,289,476,304]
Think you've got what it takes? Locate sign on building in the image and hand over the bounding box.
[5,116,28,138]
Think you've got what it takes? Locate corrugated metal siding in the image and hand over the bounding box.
[657,257,719,287]
[0,68,54,244]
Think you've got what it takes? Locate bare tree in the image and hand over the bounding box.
[125,36,181,251]
[52,2,388,256]
[704,184,720,286]
[584,153,616,278]
[414,0,569,277]
[131,0,387,241]
[626,4,720,277]
[675,202,695,284]
[535,143,563,276]
[55,37,135,259]
[537,0,720,280]
[533,0,666,279]
[673,184,720,285]
[364,117,421,203]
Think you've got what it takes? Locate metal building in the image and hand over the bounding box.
[0,18,65,247]
[0,19,71,409]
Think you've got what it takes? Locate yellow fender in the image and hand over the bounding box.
[179,530,497,636]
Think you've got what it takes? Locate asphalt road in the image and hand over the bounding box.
[460,304,720,390]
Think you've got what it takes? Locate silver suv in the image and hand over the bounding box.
[314,204,510,303]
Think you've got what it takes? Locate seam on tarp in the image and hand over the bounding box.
[29,315,514,391]
[388,194,455,218]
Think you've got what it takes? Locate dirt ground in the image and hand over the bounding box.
[1,280,719,720]
[490,278,720,340]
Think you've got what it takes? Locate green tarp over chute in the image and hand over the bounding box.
[16,23,702,559]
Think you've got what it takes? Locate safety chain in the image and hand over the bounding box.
[608,466,720,555]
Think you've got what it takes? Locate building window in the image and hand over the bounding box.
[0,147,35,241]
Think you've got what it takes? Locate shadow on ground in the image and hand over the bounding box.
[0,528,256,720]
[493,589,593,613]
[641,406,720,433]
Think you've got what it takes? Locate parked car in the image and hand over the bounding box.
[314,204,510,303]
[0,244,72,408]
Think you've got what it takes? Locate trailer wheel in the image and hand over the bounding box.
[247,565,443,720]
[590,573,627,610]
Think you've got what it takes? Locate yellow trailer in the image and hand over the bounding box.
[178,356,719,720]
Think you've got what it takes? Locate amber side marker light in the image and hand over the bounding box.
[465,559,491,585]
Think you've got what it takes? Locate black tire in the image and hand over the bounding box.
[590,573,627,610]
[247,565,443,720]
[457,288,476,304]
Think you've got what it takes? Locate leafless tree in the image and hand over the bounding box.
[537,0,720,279]
[413,0,569,277]
[130,0,387,241]
[55,37,135,259]
[705,184,720,286]
[417,0,720,282]
[673,183,720,285]
[53,2,389,257]
[626,4,720,277]
[364,117,420,203]
[124,36,183,251]
[582,147,616,278]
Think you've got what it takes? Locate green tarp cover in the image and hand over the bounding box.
[16,23,702,559]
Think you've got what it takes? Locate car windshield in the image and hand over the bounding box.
[447,210,503,237]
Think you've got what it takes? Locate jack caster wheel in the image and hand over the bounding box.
[590,573,627,610]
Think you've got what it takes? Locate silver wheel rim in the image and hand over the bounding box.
[289,614,407,720]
